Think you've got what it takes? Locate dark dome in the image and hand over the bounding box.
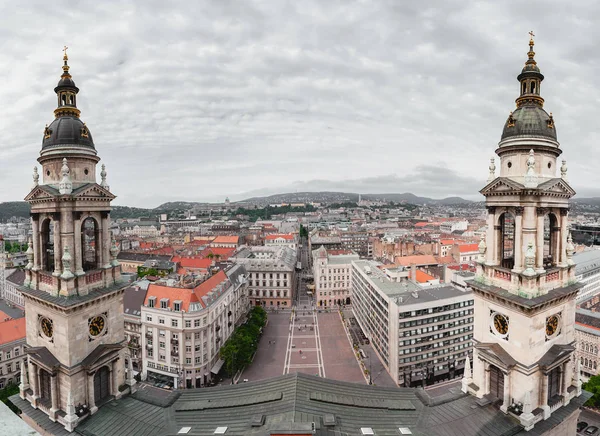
[501,105,556,141]
[42,116,95,150]
[55,76,78,91]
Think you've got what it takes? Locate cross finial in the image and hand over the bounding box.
[528,31,535,41]
[63,45,68,59]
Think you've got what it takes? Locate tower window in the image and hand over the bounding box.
[522,82,526,95]
[84,168,89,175]
[507,162,512,169]
[61,95,66,105]
[82,217,100,271]
[548,162,551,169]
[46,170,50,177]
[69,96,74,105]
[531,82,536,94]
[41,218,55,272]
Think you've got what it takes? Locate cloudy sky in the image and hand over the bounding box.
[0,0,598,207]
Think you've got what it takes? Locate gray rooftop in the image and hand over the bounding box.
[10,372,591,436]
[574,249,600,276]
[123,285,149,318]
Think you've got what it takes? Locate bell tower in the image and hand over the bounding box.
[18,49,126,432]
[462,35,583,430]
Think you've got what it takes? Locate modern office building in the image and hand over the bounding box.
[574,250,600,301]
[351,259,473,387]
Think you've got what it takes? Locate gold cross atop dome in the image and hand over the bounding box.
[528,31,535,41]
[63,45,68,59]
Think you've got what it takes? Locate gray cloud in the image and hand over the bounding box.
[0,0,598,207]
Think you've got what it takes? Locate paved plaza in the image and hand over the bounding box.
[242,307,366,384]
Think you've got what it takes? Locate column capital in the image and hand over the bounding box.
[486,206,496,214]
[536,207,549,216]
[514,207,524,216]
[560,208,570,216]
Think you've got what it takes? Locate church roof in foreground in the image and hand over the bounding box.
[10,373,591,436]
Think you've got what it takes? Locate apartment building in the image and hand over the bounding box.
[2,270,25,307]
[351,260,474,387]
[574,250,600,302]
[264,234,298,250]
[0,317,26,389]
[141,264,249,388]
[231,246,296,308]
[124,283,150,371]
[312,246,359,307]
[339,231,371,258]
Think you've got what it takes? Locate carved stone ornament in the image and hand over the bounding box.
[524,149,538,189]
[59,158,73,195]
[61,245,74,280]
[488,158,496,183]
[32,166,39,189]
[566,231,575,266]
[523,242,536,277]
[560,160,568,180]
[100,164,109,190]
[25,238,34,270]
[110,232,120,267]
[514,206,524,216]
[478,234,487,263]
[536,207,548,216]
[486,206,496,214]
[560,208,569,216]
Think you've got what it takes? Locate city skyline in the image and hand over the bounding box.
[0,1,599,208]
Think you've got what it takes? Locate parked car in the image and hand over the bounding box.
[578,422,589,432]
[584,425,599,435]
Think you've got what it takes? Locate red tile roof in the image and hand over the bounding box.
[327,249,355,256]
[265,233,295,241]
[172,257,213,270]
[410,270,436,283]
[458,243,479,253]
[145,284,199,312]
[193,271,228,303]
[211,236,239,245]
[392,255,439,266]
[199,247,236,260]
[0,317,25,345]
[439,239,455,245]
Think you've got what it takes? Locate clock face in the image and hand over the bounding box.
[89,315,106,337]
[492,312,509,337]
[40,317,53,339]
[546,314,561,338]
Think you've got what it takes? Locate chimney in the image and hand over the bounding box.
[443,264,448,283]
[411,264,417,283]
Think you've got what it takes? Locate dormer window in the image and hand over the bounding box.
[160,298,169,309]
[174,301,182,312]
[148,297,156,308]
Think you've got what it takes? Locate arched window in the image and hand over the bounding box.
[69,95,74,105]
[585,358,589,367]
[595,361,598,370]
[530,82,536,94]
[82,217,100,271]
[582,357,584,365]
[586,344,590,353]
[61,95,66,106]
[543,213,559,267]
[522,82,526,95]
[499,212,515,269]
[41,218,55,272]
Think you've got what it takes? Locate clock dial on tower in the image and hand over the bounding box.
[88,314,107,338]
[39,316,54,339]
[545,313,561,340]
[490,311,509,338]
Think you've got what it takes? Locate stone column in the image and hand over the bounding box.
[541,372,550,419]
[500,371,510,413]
[53,215,62,276]
[112,359,122,399]
[536,208,545,273]
[559,209,569,267]
[485,207,495,265]
[483,362,490,396]
[513,208,524,272]
[49,373,59,420]
[29,362,39,407]
[31,215,40,271]
[562,361,571,405]
[73,213,84,276]
[101,212,111,269]
[88,373,97,414]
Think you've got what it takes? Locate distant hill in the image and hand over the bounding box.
[0,201,156,222]
[572,197,600,206]
[242,191,473,205]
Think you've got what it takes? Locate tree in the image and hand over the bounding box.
[583,375,600,407]
[0,383,20,414]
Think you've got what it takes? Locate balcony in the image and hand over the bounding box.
[128,340,140,349]
[146,344,153,351]
[215,325,221,332]
[228,310,232,317]
[171,349,179,357]
[145,331,153,338]
[170,338,179,345]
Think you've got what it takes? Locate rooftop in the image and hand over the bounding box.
[574,249,600,276]
[0,317,25,346]
[11,372,591,435]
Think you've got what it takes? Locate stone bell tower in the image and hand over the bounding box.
[18,48,126,432]
[462,35,583,431]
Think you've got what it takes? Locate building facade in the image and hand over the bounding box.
[231,246,296,308]
[18,52,127,432]
[2,270,25,308]
[464,36,583,430]
[0,317,26,390]
[312,246,359,307]
[124,283,149,371]
[574,309,600,381]
[141,264,248,388]
[264,233,298,250]
[351,260,474,387]
[574,250,600,302]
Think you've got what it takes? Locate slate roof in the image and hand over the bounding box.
[123,285,148,318]
[10,373,592,436]
[19,281,127,309]
[6,268,25,286]
[117,252,172,262]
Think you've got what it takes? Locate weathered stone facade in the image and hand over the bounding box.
[18,51,128,432]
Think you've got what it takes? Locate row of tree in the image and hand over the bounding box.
[220,306,267,376]
[4,241,28,253]
[233,204,317,222]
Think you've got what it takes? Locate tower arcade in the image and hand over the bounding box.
[18,50,126,432]
[462,35,583,430]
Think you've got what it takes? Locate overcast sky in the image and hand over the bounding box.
[0,0,598,208]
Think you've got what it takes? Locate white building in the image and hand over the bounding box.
[141,264,249,388]
[574,308,600,381]
[231,246,296,308]
[439,220,469,234]
[351,259,474,387]
[264,233,298,250]
[2,270,25,307]
[121,221,161,237]
[574,250,600,301]
[0,317,25,390]
[312,246,359,307]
